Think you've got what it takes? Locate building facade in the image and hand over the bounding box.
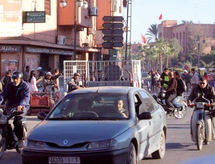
[158,20,215,56]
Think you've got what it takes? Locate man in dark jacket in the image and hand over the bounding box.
[172,71,186,109]
[165,71,177,110]
[187,76,215,104]
[188,76,215,141]
[0,71,30,147]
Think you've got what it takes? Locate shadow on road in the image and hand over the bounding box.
[167,123,190,129]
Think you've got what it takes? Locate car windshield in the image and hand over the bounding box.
[48,93,129,120]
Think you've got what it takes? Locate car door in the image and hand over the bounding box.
[138,90,163,154]
[133,93,152,159]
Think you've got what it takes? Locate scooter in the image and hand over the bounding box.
[190,95,215,150]
[0,108,27,158]
[153,90,187,119]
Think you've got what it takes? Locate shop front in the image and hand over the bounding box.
[0,45,22,78]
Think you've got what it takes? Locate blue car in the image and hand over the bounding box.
[22,86,167,164]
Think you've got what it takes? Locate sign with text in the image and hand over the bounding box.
[23,11,46,23]
[25,47,73,55]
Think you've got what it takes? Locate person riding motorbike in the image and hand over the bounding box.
[172,71,186,110]
[159,68,170,90]
[187,76,215,140]
[0,71,30,147]
[165,71,177,112]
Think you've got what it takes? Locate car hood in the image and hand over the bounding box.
[28,120,133,147]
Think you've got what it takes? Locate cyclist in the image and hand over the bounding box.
[0,71,30,147]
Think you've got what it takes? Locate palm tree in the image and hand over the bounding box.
[155,38,168,72]
[165,38,183,68]
[200,60,214,70]
[145,24,158,43]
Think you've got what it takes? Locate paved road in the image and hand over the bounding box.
[1,92,215,164]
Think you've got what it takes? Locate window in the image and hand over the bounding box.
[45,0,51,16]
[138,91,155,112]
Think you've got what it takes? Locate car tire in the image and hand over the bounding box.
[152,130,166,159]
[127,143,137,164]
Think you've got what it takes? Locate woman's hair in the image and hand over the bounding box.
[29,70,36,83]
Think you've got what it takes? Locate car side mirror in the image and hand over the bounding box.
[137,112,152,120]
[37,112,47,120]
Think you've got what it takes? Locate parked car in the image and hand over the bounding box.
[22,86,167,164]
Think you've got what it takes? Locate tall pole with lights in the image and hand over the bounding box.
[59,0,88,60]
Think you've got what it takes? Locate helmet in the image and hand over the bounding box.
[37,67,42,70]
[158,91,166,100]
[46,72,52,76]
[12,71,23,79]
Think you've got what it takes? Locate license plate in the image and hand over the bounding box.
[48,157,81,164]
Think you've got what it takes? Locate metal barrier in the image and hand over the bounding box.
[63,60,141,89]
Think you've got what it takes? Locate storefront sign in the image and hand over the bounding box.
[25,47,74,55]
[0,46,21,52]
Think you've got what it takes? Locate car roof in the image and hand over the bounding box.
[68,86,139,94]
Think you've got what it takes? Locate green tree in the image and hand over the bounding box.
[164,38,183,68]
[145,24,158,43]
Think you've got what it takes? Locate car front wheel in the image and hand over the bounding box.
[127,143,137,164]
[152,130,166,159]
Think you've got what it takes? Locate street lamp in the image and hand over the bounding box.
[59,0,88,60]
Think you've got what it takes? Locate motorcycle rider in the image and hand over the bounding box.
[0,71,30,147]
[165,71,177,112]
[172,71,186,110]
[187,76,215,140]
[160,68,170,90]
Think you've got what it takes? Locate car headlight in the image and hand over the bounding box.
[25,139,45,149]
[87,139,118,150]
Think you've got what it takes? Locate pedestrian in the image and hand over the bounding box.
[53,68,60,92]
[67,73,83,92]
[36,67,45,85]
[1,71,12,91]
[190,68,199,89]
[208,70,215,87]
[23,66,30,82]
[28,70,38,92]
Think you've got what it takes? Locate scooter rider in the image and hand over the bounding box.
[0,71,30,147]
[187,76,215,140]
[172,71,186,110]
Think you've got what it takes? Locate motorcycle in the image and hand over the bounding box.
[190,95,215,150]
[0,108,27,158]
[153,90,187,119]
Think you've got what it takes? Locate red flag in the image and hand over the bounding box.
[159,14,162,20]
[141,34,147,44]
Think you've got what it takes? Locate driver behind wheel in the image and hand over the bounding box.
[0,71,30,148]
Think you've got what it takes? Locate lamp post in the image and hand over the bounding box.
[59,0,88,60]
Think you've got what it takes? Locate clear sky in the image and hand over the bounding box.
[130,0,215,43]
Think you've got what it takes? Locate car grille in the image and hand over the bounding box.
[46,142,89,148]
